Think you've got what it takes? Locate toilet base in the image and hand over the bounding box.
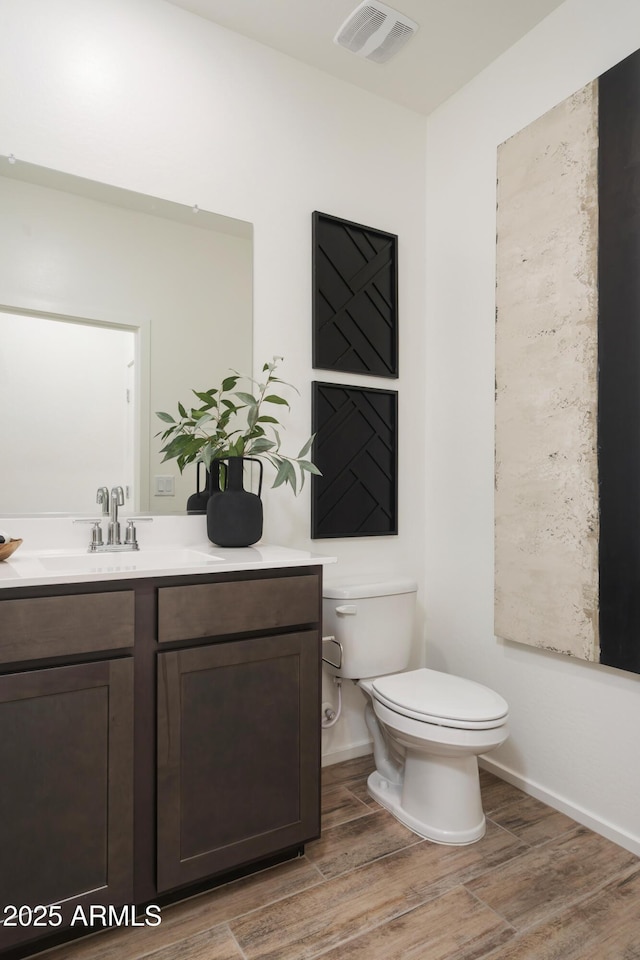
[367,765,486,845]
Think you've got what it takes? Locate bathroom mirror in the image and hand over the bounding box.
[0,158,252,516]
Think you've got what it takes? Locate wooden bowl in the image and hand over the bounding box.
[0,538,23,561]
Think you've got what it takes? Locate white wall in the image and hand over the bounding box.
[426,0,640,853]
[0,0,427,761]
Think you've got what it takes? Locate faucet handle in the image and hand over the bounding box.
[73,518,104,548]
[124,517,152,548]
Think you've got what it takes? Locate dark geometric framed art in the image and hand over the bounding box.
[311,382,398,539]
[312,212,398,378]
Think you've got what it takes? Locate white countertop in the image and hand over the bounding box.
[0,517,336,589]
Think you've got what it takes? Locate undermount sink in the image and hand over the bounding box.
[37,548,223,573]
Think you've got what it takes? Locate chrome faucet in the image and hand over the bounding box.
[76,485,152,552]
[108,486,125,545]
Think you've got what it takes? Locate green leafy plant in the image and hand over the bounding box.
[155,357,321,493]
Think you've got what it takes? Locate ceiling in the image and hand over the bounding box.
[164,0,566,115]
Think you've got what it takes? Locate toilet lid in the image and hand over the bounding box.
[371,668,508,730]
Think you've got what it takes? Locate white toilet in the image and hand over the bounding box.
[322,576,509,845]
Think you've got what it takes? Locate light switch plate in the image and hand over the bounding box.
[154,475,175,496]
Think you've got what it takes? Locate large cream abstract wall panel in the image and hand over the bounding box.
[495,47,640,676]
[495,81,599,662]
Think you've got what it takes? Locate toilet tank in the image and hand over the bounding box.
[322,576,417,679]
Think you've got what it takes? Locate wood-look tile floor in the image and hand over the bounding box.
[44,756,640,960]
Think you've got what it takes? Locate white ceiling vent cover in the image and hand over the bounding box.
[334,1,418,64]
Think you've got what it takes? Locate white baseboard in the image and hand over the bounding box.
[479,757,640,857]
[321,739,373,768]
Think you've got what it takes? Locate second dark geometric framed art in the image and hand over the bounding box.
[311,382,398,539]
[312,211,398,378]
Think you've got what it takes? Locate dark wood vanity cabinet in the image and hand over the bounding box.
[0,591,135,954]
[0,565,322,957]
[155,573,322,892]
[157,631,320,891]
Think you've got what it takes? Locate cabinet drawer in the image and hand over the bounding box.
[0,592,135,665]
[158,575,320,643]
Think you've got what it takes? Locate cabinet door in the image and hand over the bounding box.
[157,632,320,892]
[0,658,134,951]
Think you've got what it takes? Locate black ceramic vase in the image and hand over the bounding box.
[206,456,263,547]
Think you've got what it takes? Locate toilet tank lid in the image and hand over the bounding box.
[323,575,417,600]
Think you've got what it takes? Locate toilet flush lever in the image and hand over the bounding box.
[335,604,357,616]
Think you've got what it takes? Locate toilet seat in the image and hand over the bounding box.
[371,668,508,730]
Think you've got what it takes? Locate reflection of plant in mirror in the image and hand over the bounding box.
[155,357,321,493]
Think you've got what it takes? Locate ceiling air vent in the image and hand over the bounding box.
[334,1,418,64]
